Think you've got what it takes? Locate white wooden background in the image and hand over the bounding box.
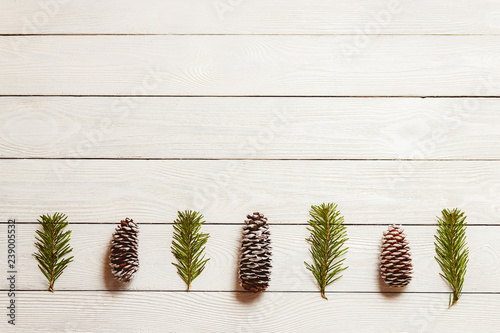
[1,1,500,332]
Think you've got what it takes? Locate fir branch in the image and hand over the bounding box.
[171,210,210,291]
[32,213,74,292]
[434,208,469,307]
[304,203,349,300]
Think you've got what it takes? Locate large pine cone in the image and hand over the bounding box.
[110,218,139,282]
[380,225,413,287]
[239,212,272,292]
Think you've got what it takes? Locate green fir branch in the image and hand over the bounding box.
[32,213,74,292]
[304,203,349,300]
[434,208,469,307]
[171,210,210,291]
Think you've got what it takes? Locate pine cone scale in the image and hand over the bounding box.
[379,225,413,287]
[239,212,272,292]
[110,218,139,283]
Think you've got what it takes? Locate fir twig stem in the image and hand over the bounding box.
[171,210,210,291]
[305,203,349,300]
[320,212,331,300]
[434,208,469,307]
[33,213,74,293]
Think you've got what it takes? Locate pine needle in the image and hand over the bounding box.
[434,208,469,307]
[304,203,349,300]
[171,210,210,291]
[32,213,74,292]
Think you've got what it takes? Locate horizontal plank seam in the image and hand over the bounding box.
[1,289,498,294]
[2,34,500,36]
[1,158,499,161]
[1,95,499,98]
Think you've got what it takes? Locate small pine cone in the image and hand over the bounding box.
[380,225,413,287]
[238,212,272,292]
[110,218,139,282]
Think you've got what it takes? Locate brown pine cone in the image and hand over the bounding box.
[238,212,272,292]
[380,225,413,287]
[110,218,139,282]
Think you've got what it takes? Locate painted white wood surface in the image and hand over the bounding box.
[2,36,500,96]
[1,97,500,159]
[1,0,500,35]
[2,292,499,332]
[1,1,499,332]
[0,160,499,225]
[1,224,499,293]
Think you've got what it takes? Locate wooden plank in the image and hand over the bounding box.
[2,36,500,96]
[1,97,500,159]
[0,160,499,224]
[1,224,499,293]
[0,291,498,332]
[1,0,500,35]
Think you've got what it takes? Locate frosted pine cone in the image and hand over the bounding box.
[239,212,272,292]
[380,225,413,287]
[110,218,139,282]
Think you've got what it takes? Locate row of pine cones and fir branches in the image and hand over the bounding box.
[32,206,469,307]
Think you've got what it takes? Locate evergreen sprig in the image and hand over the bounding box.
[434,208,469,307]
[171,210,210,291]
[305,203,349,300]
[33,213,74,292]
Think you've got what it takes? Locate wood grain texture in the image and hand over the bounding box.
[0,292,498,332]
[1,2,499,332]
[2,36,500,96]
[1,97,500,159]
[1,224,499,293]
[1,160,499,225]
[1,0,500,35]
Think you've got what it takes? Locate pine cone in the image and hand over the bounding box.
[239,212,272,292]
[110,218,139,282]
[380,225,413,287]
